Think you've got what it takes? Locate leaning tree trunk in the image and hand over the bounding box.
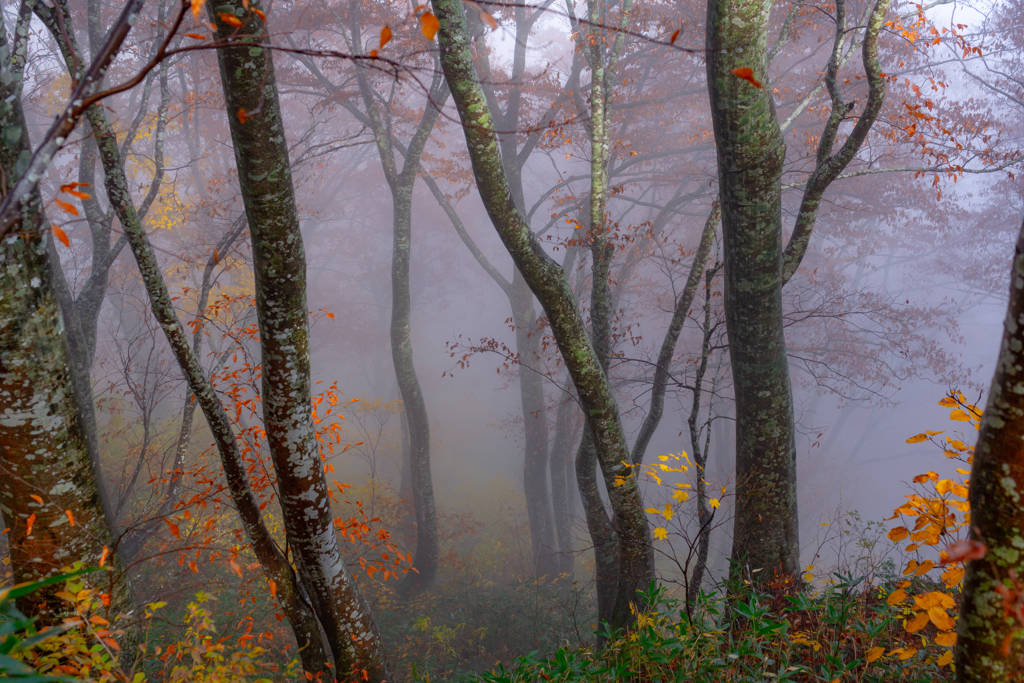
[955,217,1024,681]
[0,6,128,625]
[211,3,391,679]
[705,0,799,579]
[433,0,652,633]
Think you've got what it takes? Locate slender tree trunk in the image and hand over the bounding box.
[955,217,1024,682]
[35,2,334,676]
[705,0,799,579]
[549,383,581,577]
[433,0,652,631]
[211,3,391,679]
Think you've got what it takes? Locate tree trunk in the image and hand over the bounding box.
[211,3,391,679]
[955,217,1024,682]
[35,2,333,676]
[0,6,126,624]
[705,0,799,579]
[433,0,652,632]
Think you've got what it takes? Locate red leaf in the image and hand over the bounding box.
[670,29,680,44]
[51,226,70,247]
[184,33,206,39]
[730,67,762,88]
[163,517,180,539]
[54,198,78,216]
[218,12,243,27]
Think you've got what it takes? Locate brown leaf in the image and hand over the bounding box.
[670,29,680,44]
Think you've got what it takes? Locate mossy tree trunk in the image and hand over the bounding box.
[211,2,391,679]
[955,217,1024,681]
[0,4,126,626]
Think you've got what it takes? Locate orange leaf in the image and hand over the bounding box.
[54,198,78,216]
[269,579,277,598]
[29,494,43,504]
[99,545,110,568]
[380,25,392,49]
[218,12,243,27]
[65,510,74,526]
[25,513,35,537]
[163,517,180,539]
[184,32,206,39]
[189,560,198,573]
[369,49,379,58]
[191,0,206,19]
[213,248,220,264]
[230,558,242,579]
[420,11,439,41]
[730,67,762,88]
[253,9,266,21]
[51,226,71,247]
[938,396,958,407]
[670,29,680,44]
[463,1,497,30]
[237,108,251,124]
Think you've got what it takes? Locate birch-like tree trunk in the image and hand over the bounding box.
[955,217,1024,681]
[211,2,391,679]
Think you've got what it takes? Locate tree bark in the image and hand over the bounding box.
[955,217,1024,682]
[0,5,126,625]
[35,2,333,676]
[211,3,391,679]
[706,0,799,579]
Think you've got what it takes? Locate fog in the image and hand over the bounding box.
[0,0,1021,679]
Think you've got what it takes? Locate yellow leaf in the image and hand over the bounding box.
[903,560,919,575]
[867,646,885,663]
[708,498,721,509]
[915,559,936,576]
[898,646,918,660]
[887,588,907,605]
[937,650,954,666]
[420,11,439,40]
[906,433,928,443]
[652,527,668,541]
[935,632,957,647]
[925,430,945,435]
[928,606,956,630]
[938,396,958,407]
[906,612,930,633]
[887,526,910,542]
[949,409,970,421]
[942,566,965,588]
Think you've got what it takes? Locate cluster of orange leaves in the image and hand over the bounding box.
[883,392,981,666]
